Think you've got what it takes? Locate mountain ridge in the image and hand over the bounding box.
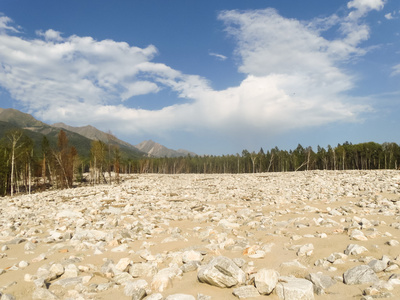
[135,140,197,158]
[0,108,195,158]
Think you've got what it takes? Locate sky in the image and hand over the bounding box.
[0,0,399,155]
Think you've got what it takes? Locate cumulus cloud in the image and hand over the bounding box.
[36,29,63,41]
[0,2,378,142]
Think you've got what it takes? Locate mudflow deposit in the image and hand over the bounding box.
[1,170,400,300]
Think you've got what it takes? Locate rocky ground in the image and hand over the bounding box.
[1,170,400,300]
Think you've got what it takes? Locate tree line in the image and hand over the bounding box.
[132,142,400,174]
[0,128,399,196]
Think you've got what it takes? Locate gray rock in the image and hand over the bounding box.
[197,256,246,288]
[181,261,200,273]
[124,279,148,297]
[52,276,83,287]
[306,272,335,294]
[232,285,260,298]
[130,289,147,300]
[275,276,314,300]
[368,259,388,273]
[343,265,379,285]
[254,268,279,295]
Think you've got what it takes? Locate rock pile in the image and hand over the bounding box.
[0,170,399,299]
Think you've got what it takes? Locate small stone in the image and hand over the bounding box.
[297,244,314,257]
[24,241,36,251]
[197,294,211,300]
[49,263,64,277]
[115,257,131,272]
[386,240,399,246]
[18,260,29,268]
[182,250,203,263]
[124,279,148,297]
[344,244,368,256]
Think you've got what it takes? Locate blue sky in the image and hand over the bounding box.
[0,0,399,155]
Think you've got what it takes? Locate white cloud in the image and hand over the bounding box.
[0,6,376,144]
[0,15,20,33]
[392,64,400,76]
[385,12,393,20]
[347,0,385,14]
[36,29,63,41]
[209,52,227,61]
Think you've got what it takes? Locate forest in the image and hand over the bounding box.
[1,128,399,196]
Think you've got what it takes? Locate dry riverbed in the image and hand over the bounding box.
[0,170,400,300]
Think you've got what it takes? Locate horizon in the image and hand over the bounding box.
[0,0,399,155]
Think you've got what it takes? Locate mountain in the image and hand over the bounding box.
[52,122,137,150]
[0,108,47,129]
[135,140,196,158]
[52,122,146,158]
[0,108,195,158]
[0,108,143,158]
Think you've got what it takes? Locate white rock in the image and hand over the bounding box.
[197,256,246,288]
[344,244,368,255]
[275,276,314,300]
[254,269,279,295]
[115,257,131,272]
[297,244,314,257]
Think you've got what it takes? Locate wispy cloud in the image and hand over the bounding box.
[209,52,227,61]
[392,64,400,76]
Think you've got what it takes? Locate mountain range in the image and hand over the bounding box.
[0,108,195,158]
